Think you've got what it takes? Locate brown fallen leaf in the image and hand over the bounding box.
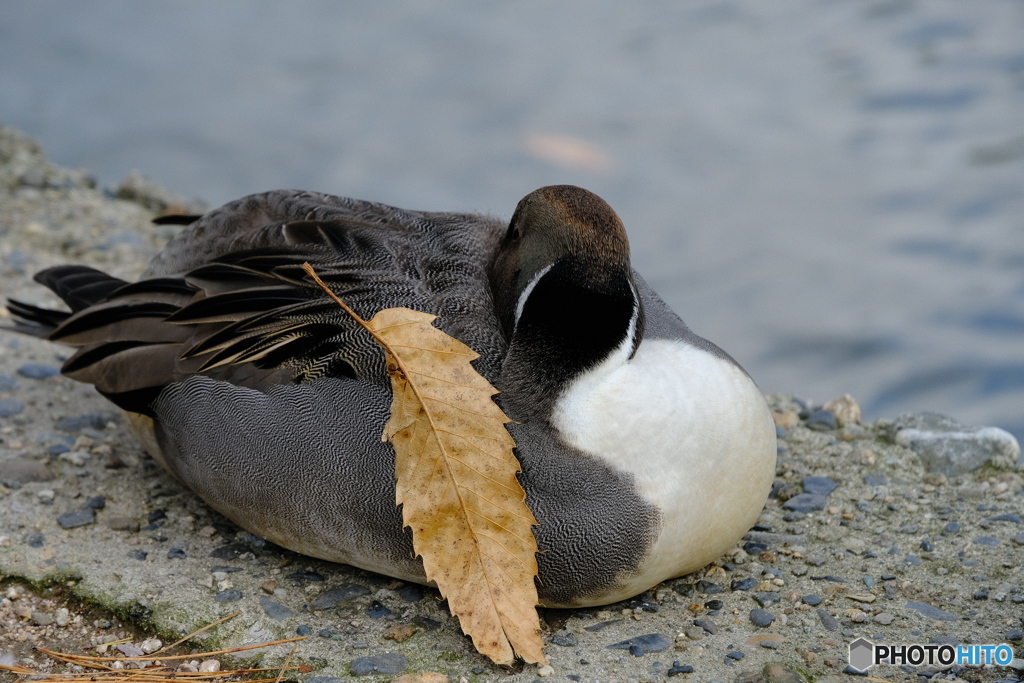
[303,263,546,666]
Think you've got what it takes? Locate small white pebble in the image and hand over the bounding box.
[140,638,162,654]
[59,451,91,466]
[537,664,555,677]
[37,489,56,502]
[198,660,220,673]
[55,607,70,626]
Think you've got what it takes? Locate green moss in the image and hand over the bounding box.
[437,651,462,662]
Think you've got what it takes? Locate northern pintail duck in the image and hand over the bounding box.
[9,185,776,608]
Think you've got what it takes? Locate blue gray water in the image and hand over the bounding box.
[2,1,1022,439]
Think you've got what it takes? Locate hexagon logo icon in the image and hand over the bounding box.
[848,637,875,672]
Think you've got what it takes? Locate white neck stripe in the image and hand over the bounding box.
[513,263,555,332]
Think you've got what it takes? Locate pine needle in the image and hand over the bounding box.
[0,613,308,683]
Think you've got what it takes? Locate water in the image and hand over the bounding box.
[2,0,1022,439]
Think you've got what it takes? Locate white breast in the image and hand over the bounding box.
[550,338,777,600]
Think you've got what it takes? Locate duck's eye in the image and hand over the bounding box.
[506,221,521,241]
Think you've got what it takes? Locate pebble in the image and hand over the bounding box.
[731,578,758,591]
[725,650,745,660]
[31,611,55,626]
[57,508,95,529]
[684,626,705,641]
[214,590,242,602]
[892,412,1021,475]
[816,609,838,631]
[0,398,25,417]
[905,600,956,622]
[550,632,577,647]
[783,494,826,512]
[873,612,895,625]
[989,513,1024,524]
[802,594,822,606]
[198,660,220,673]
[802,476,839,496]
[166,548,187,560]
[117,643,145,657]
[763,663,807,683]
[18,363,60,379]
[750,609,776,627]
[54,413,111,431]
[308,583,371,610]
[106,516,140,532]
[537,665,555,678]
[863,472,887,487]
[128,550,148,560]
[350,653,407,676]
[754,591,781,607]
[393,675,448,683]
[54,607,70,626]
[667,662,694,676]
[805,409,837,430]
[58,450,91,466]
[140,638,162,654]
[693,618,717,635]
[258,595,295,621]
[943,522,961,535]
[367,600,391,618]
[383,624,418,642]
[823,394,861,426]
[607,633,671,653]
[973,536,1001,546]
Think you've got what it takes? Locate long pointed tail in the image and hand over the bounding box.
[6,266,127,337]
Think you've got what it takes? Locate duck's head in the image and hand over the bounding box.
[492,185,645,419]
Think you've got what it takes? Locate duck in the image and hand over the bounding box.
[8,185,776,608]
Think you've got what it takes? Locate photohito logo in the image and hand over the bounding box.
[848,637,1016,672]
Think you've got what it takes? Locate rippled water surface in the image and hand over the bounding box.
[1,0,1022,439]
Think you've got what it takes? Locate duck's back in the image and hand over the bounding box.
[145,190,509,381]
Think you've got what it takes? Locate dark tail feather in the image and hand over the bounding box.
[6,265,127,337]
[34,266,129,312]
[152,214,202,226]
[4,299,72,337]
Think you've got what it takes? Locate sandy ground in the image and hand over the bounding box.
[1,126,1023,683]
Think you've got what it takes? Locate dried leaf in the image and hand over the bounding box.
[303,264,545,665]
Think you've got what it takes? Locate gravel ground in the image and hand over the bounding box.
[1,125,1023,683]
